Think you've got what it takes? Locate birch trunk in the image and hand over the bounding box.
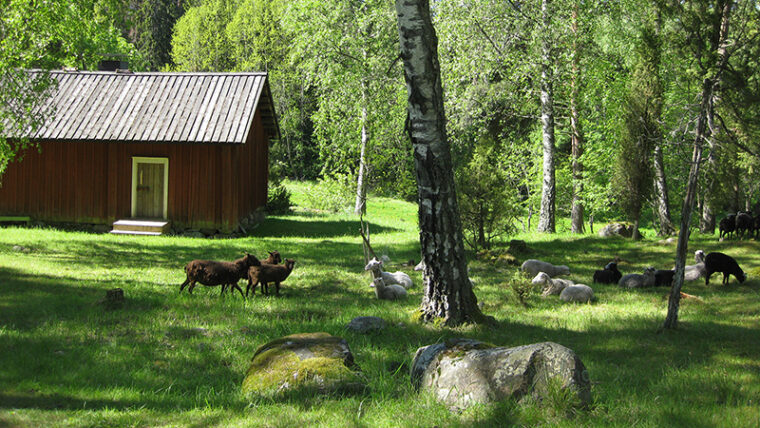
[354,89,369,215]
[570,2,584,234]
[664,0,731,329]
[395,0,486,326]
[537,0,556,233]
[653,143,676,235]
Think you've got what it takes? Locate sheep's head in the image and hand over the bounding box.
[240,253,260,267]
[695,250,706,263]
[284,259,296,271]
[531,272,550,285]
[604,262,618,271]
[643,267,656,276]
[267,251,282,264]
[364,257,383,272]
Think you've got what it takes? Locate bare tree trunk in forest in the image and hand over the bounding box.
[570,1,584,234]
[395,0,487,326]
[665,0,731,329]
[653,143,676,235]
[537,0,556,233]
[354,85,369,215]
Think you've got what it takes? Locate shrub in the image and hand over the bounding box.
[266,182,292,214]
[303,174,354,213]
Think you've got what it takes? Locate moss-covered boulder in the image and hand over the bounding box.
[242,332,365,397]
[411,339,591,410]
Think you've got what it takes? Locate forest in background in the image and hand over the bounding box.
[1,0,759,249]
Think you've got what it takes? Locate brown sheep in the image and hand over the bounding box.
[223,251,281,295]
[179,253,260,298]
[247,259,296,296]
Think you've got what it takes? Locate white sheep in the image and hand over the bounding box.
[531,272,574,296]
[521,259,570,277]
[684,250,706,281]
[369,277,407,300]
[618,267,656,288]
[560,284,594,303]
[364,257,413,289]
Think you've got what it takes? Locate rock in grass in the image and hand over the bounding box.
[346,316,386,334]
[242,332,365,397]
[411,339,591,410]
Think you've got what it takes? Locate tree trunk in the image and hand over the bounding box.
[653,143,676,235]
[354,94,369,215]
[394,0,486,326]
[537,0,556,233]
[664,0,731,329]
[570,1,584,234]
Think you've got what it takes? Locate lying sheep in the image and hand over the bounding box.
[560,284,594,303]
[247,259,296,296]
[592,262,622,284]
[180,253,260,298]
[369,277,407,300]
[684,250,706,281]
[705,252,746,285]
[364,258,413,289]
[654,270,675,287]
[618,267,656,288]
[531,272,574,296]
[521,259,570,278]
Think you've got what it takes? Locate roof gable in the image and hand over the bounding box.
[16,70,279,144]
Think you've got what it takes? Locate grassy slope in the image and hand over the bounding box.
[0,183,758,427]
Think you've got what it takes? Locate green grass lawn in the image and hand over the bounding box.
[1,183,759,427]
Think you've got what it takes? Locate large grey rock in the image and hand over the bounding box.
[346,316,386,334]
[411,339,591,410]
[242,332,364,396]
[560,284,594,303]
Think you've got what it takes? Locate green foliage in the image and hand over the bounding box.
[266,182,292,215]
[300,174,355,213]
[456,146,521,250]
[170,0,236,72]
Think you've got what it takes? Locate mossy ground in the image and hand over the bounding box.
[0,180,759,427]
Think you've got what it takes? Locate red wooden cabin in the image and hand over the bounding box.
[0,70,279,234]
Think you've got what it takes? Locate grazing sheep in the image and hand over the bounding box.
[618,267,656,288]
[369,277,407,300]
[654,270,675,287]
[247,259,296,296]
[241,251,283,296]
[719,214,737,240]
[705,252,746,285]
[735,212,754,239]
[180,253,260,298]
[364,258,413,289]
[593,262,622,284]
[531,272,574,296]
[560,284,594,303]
[520,259,570,277]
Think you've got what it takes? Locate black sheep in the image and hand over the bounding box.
[593,262,622,284]
[719,214,736,240]
[735,212,754,239]
[654,269,675,287]
[704,252,746,285]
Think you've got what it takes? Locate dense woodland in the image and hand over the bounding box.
[1,0,760,249]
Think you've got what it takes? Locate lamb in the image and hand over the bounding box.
[592,262,622,284]
[364,258,413,289]
[618,267,656,288]
[241,251,283,296]
[719,214,736,240]
[180,253,260,298]
[247,259,296,296]
[704,252,746,285]
[531,272,574,296]
[369,277,408,300]
[559,284,594,303]
[520,259,570,278]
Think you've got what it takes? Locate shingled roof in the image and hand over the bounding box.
[16,70,279,144]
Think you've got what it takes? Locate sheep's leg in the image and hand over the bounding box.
[275,281,280,296]
[262,281,269,296]
[705,273,711,286]
[188,281,197,294]
[245,280,254,297]
[723,273,729,285]
[180,278,190,293]
[232,283,245,299]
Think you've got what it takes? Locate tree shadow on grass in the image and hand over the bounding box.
[251,217,400,238]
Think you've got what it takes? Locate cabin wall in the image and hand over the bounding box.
[0,130,269,231]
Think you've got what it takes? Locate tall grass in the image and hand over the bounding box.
[1,181,758,427]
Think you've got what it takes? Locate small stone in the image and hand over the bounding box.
[346,316,386,334]
[12,245,31,253]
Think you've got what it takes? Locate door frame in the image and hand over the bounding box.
[131,156,169,219]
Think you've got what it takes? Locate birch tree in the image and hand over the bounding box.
[395,0,487,326]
